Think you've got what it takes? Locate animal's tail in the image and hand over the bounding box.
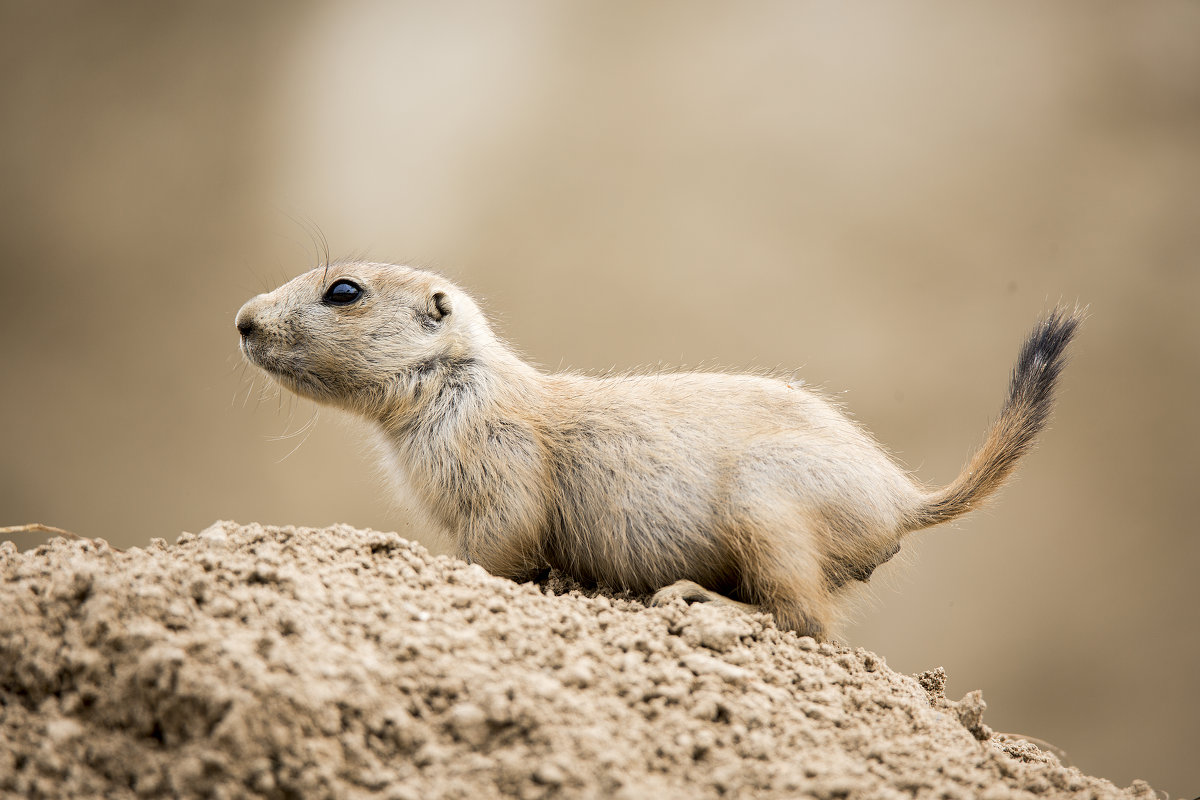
[900,305,1085,533]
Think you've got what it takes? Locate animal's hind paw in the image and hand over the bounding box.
[651,580,725,607]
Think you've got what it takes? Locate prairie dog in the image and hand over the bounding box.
[236,262,1082,639]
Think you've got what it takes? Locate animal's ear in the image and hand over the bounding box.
[428,290,452,322]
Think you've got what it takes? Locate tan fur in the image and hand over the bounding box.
[237,262,1081,640]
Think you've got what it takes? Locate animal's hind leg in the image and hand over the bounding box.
[651,519,834,640]
[651,580,760,615]
[737,535,833,640]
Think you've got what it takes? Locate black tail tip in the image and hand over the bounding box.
[1012,303,1086,399]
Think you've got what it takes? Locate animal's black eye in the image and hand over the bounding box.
[323,279,362,306]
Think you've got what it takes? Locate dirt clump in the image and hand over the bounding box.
[0,522,1155,799]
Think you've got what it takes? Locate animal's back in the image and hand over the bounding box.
[538,371,918,592]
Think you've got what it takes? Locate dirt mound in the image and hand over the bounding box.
[0,522,1153,799]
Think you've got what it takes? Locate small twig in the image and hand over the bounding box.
[0,523,121,552]
[1,523,84,540]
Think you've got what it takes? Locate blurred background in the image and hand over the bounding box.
[2,1,1196,794]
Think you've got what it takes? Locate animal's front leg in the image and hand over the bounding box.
[457,514,547,583]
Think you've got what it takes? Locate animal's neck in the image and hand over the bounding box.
[374,338,546,532]
[387,336,540,427]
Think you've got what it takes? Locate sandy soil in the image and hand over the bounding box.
[0,522,1155,799]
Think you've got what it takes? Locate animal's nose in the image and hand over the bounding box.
[235,307,257,338]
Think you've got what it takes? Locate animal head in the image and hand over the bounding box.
[236,262,486,417]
